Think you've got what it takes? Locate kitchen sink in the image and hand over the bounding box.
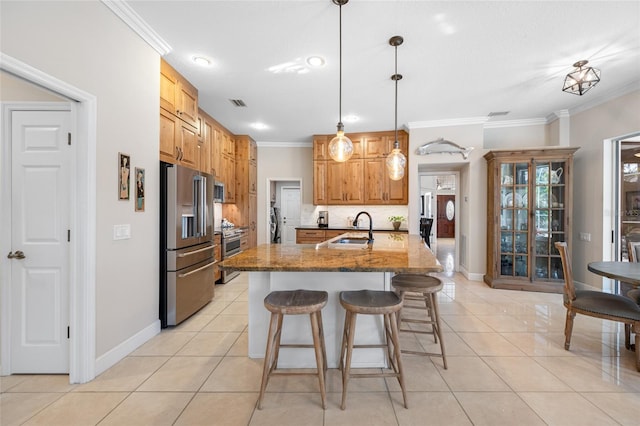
[322,234,371,249]
[333,238,370,245]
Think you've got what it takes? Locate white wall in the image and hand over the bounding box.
[257,145,314,245]
[408,124,486,278]
[570,89,640,288]
[484,124,547,149]
[0,71,65,101]
[1,1,160,361]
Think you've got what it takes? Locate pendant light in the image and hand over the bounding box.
[562,60,601,96]
[386,35,406,181]
[328,0,353,162]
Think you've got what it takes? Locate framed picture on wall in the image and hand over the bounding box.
[118,152,130,200]
[135,167,145,212]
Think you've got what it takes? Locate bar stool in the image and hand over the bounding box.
[339,289,407,410]
[257,289,328,409]
[391,274,447,369]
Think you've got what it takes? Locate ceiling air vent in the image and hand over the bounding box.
[488,111,509,117]
[229,99,247,107]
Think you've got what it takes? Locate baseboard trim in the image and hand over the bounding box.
[466,271,485,282]
[94,320,160,377]
[457,266,484,282]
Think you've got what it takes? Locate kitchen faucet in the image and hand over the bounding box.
[353,211,374,243]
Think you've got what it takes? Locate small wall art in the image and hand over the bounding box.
[118,152,130,200]
[135,167,145,212]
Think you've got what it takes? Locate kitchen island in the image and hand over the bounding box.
[219,232,442,368]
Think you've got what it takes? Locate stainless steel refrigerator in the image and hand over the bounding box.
[160,162,215,327]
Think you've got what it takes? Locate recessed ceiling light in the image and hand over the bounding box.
[343,115,359,123]
[250,122,269,130]
[306,56,326,67]
[192,56,211,66]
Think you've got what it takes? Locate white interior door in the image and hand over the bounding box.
[10,109,71,373]
[281,187,300,245]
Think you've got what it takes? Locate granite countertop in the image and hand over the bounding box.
[296,225,408,233]
[219,233,441,273]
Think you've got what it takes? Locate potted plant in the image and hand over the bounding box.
[388,215,406,231]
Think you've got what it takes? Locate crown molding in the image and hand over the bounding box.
[101,0,172,56]
[407,117,489,129]
[257,141,313,148]
[483,118,548,129]
[567,80,640,117]
[546,109,570,123]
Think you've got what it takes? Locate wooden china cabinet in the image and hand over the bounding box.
[484,147,579,293]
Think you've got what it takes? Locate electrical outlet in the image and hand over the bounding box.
[579,232,591,242]
[113,224,131,240]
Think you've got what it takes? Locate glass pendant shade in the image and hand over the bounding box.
[328,127,353,162]
[562,60,600,96]
[386,145,406,180]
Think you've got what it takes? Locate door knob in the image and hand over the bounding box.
[7,250,26,259]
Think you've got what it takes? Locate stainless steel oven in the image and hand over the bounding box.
[221,228,242,283]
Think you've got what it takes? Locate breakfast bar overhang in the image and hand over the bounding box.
[219,232,442,368]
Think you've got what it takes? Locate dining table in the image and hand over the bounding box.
[587,261,640,287]
[588,261,640,352]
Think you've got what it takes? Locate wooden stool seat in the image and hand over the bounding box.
[264,289,328,314]
[258,289,328,410]
[339,290,407,410]
[391,274,444,293]
[392,274,447,369]
[339,289,403,313]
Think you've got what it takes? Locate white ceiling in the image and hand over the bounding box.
[124,0,640,144]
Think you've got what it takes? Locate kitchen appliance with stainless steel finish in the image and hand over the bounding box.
[220,227,243,283]
[318,210,329,228]
[160,162,216,328]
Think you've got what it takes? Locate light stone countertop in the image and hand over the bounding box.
[219,233,442,273]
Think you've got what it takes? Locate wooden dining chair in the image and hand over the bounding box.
[626,241,640,349]
[555,242,640,371]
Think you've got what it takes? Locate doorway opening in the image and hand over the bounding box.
[418,171,460,275]
[267,178,301,245]
[610,132,640,295]
[1,54,97,383]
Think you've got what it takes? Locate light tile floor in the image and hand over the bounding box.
[2,272,640,425]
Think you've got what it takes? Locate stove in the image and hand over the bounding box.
[220,227,245,283]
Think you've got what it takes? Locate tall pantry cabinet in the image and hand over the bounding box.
[235,135,258,248]
[484,147,578,293]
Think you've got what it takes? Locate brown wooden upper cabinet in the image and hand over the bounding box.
[159,59,199,166]
[160,59,198,129]
[160,108,199,169]
[197,108,213,175]
[313,130,408,205]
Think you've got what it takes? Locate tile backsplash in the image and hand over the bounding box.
[301,204,410,229]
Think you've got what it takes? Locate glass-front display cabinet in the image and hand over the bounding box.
[484,147,578,293]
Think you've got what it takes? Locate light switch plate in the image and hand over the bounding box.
[113,224,131,240]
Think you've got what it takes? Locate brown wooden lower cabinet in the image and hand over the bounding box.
[296,228,405,244]
[296,229,326,244]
